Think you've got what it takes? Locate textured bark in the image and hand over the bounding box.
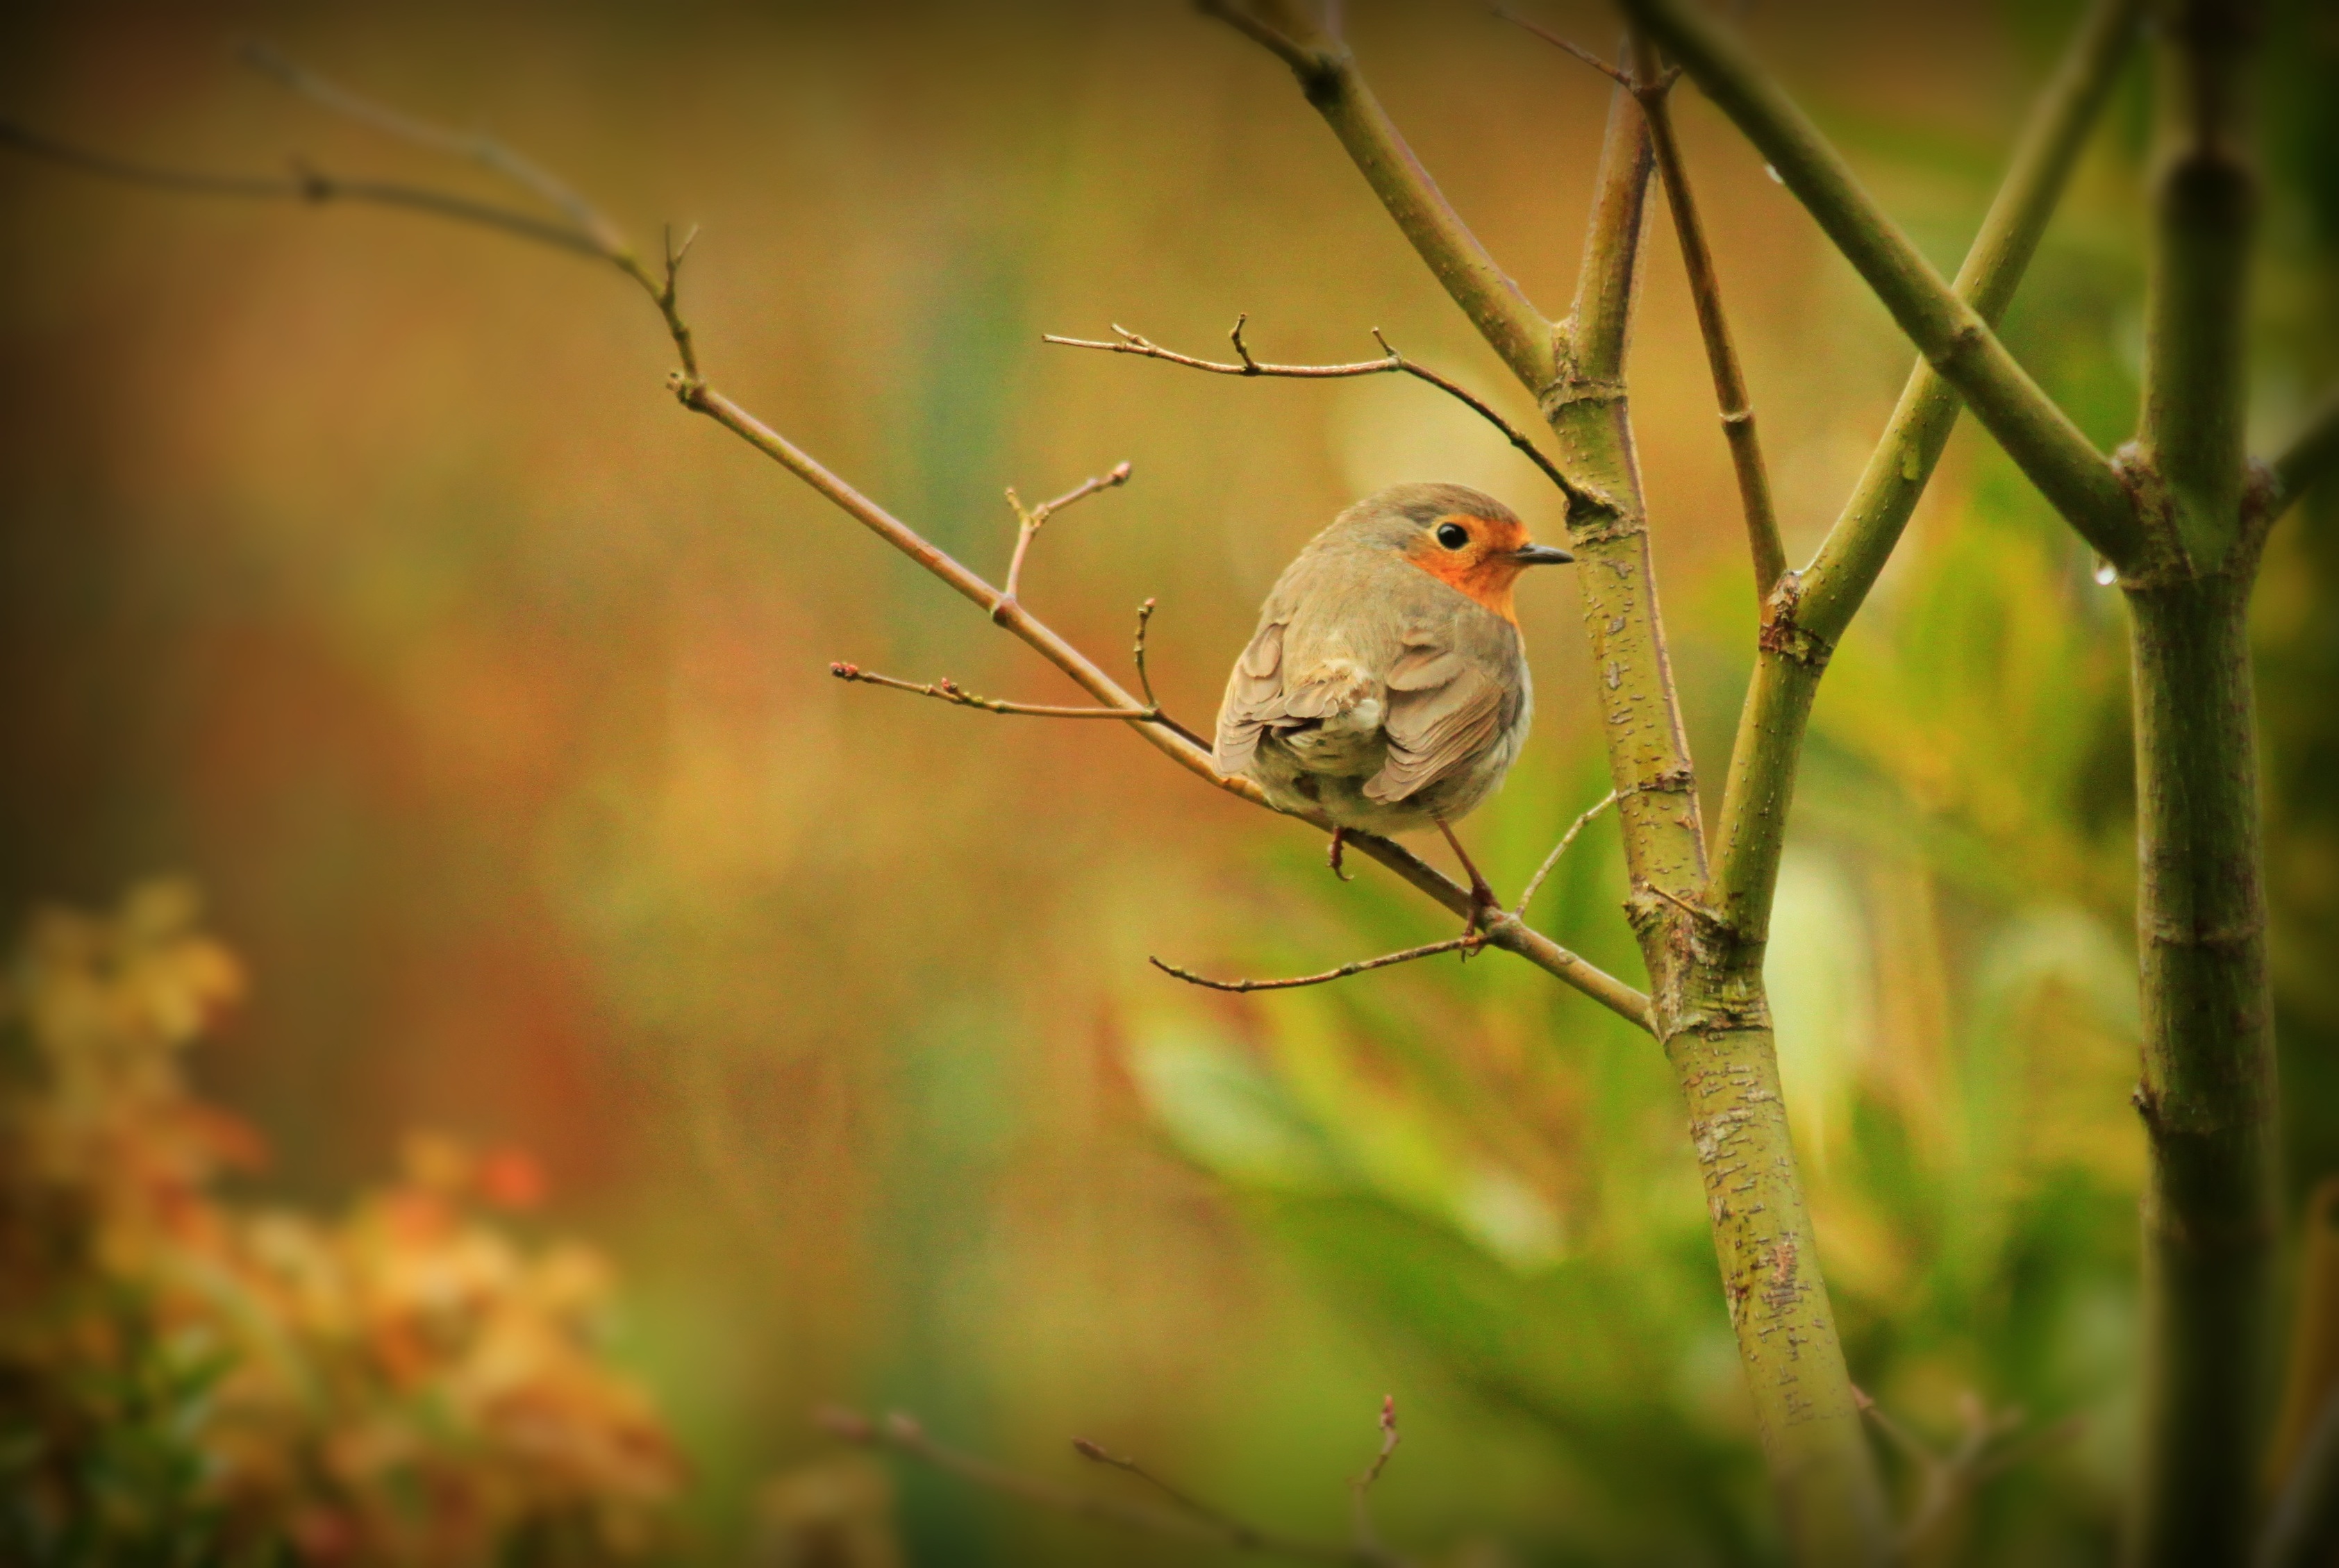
[1554,76,1887,1568]
[2126,565,2279,1567]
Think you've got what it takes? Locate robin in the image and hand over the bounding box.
[1214,481,1572,924]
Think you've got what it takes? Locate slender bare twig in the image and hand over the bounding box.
[1069,1438,1315,1558]
[1490,7,1681,94]
[1150,935,1484,994]
[1349,1395,1401,1558]
[1631,46,1784,594]
[1514,790,1618,918]
[238,42,616,244]
[829,664,1158,721]
[1132,599,1163,710]
[0,119,604,256]
[822,1407,1399,1566]
[1045,320,1576,499]
[1498,10,1781,594]
[1852,1386,2081,1556]
[999,460,1133,612]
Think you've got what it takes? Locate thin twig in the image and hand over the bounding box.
[822,1407,1392,1565]
[830,664,1156,721]
[1070,1439,1292,1553]
[999,460,1132,611]
[1132,599,1162,710]
[1622,31,1787,596]
[1149,935,1484,994]
[1349,1395,1401,1559]
[1854,1388,2079,1555]
[0,119,604,256]
[1491,6,1633,87]
[238,42,617,248]
[1046,321,1575,499]
[1515,790,1618,918]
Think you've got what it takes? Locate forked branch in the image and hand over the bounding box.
[1044,321,1573,497]
[1705,0,2145,940]
[999,460,1133,612]
[1500,6,1783,597]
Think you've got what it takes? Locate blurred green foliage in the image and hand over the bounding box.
[0,3,2333,1565]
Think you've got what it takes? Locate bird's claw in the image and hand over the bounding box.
[1326,826,1355,883]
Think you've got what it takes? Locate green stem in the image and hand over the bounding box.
[1561,63,1890,1568]
[2139,0,2257,569]
[2126,566,2278,1568]
[1709,0,2145,938]
[1621,0,2147,570]
[2129,4,2276,1564]
[1221,15,1888,1554]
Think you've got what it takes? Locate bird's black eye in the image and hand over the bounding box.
[1435,522,1470,550]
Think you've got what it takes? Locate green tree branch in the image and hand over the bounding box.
[2128,3,2279,1562]
[1620,0,2149,570]
[1708,0,2145,939]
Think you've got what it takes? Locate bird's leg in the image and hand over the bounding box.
[1326,826,1354,883]
[1434,817,1501,937]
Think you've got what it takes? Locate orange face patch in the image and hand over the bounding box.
[1403,513,1535,622]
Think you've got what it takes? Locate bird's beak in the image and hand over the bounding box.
[1511,542,1574,566]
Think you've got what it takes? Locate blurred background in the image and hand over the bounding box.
[1,2,2334,1563]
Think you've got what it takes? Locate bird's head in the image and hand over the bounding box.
[1340,482,1572,623]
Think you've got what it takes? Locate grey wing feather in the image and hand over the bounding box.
[1214,617,1288,774]
[1363,642,1508,803]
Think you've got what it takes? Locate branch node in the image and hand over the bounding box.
[1757,573,1836,670]
[1229,312,1260,373]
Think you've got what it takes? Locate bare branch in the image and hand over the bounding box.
[1622,0,2148,569]
[999,459,1133,611]
[238,42,618,249]
[1623,35,1788,597]
[829,664,1158,722]
[1514,790,1618,918]
[1046,321,1574,497]
[822,1406,1395,1566]
[1491,6,1635,89]
[1349,1395,1401,1559]
[1150,935,1485,994]
[1132,599,1163,712]
[0,119,604,258]
[1854,1388,2081,1556]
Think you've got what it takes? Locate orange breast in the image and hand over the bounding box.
[1404,515,1531,623]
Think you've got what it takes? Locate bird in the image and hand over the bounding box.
[1213,481,1572,924]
